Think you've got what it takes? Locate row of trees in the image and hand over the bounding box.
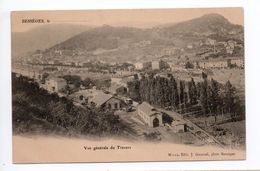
[12,73,123,136]
[127,73,244,121]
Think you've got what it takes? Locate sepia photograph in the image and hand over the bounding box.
[11,8,245,163]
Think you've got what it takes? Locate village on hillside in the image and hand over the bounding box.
[12,12,245,150]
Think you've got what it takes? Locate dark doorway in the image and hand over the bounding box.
[153,117,160,127]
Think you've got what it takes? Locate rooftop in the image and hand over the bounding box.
[48,77,66,83]
[90,92,113,107]
[108,83,125,94]
[138,102,161,116]
[74,89,113,107]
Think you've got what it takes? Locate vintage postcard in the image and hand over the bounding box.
[11,8,245,163]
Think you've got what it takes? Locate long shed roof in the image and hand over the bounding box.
[138,102,161,116]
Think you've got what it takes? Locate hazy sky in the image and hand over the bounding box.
[12,8,243,32]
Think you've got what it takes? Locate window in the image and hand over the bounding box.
[114,103,118,109]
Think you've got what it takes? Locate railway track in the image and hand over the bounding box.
[158,108,225,148]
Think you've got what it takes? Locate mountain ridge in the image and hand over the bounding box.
[13,13,244,62]
[12,24,92,58]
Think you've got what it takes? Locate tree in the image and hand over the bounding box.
[82,78,93,88]
[149,76,157,105]
[199,79,209,126]
[42,73,49,82]
[179,81,185,104]
[208,78,221,123]
[12,73,124,136]
[127,79,141,102]
[179,80,185,113]
[223,81,235,113]
[188,78,198,105]
[172,77,179,108]
[185,61,194,69]
[62,75,82,88]
[161,77,171,107]
[202,72,208,79]
[223,80,239,119]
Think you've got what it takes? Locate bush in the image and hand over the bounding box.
[12,73,123,136]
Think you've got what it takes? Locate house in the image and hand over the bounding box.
[143,61,153,70]
[64,61,73,66]
[226,40,237,54]
[135,61,153,70]
[198,60,229,69]
[230,58,244,68]
[151,60,169,70]
[187,44,193,49]
[167,62,186,71]
[137,102,163,127]
[171,121,187,133]
[134,62,144,70]
[48,60,55,65]
[75,62,84,67]
[74,89,126,110]
[226,46,234,54]
[45,77,67,93]
[32,53,43,59]
[161,47,178,56]
[133,40,151,48]
[90,92,126,110]
[151,61,160,70]
[205,38,216,45]
[127,65,135,72]
[33,70,43,80]
[111,77,122,84]
[108,83,128,95]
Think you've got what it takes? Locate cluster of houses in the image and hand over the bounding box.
[22,51,244,76]
[132,40,151,48]
[21,58,138,77]
[72,87,186,131]
[193,58,244,69]
[13,67,67,93]
[12,68,43,81]
[196,60,229,69]
[13,66,189,133]
[134,60,169,71]
[200,38,241,55]
[159,39,242,60]
[134,57,244,71]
